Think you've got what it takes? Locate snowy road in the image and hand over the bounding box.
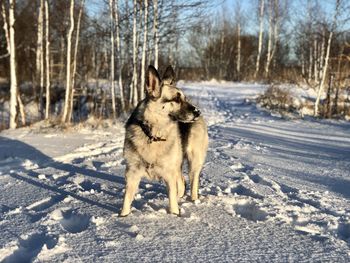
[1,81,350,262]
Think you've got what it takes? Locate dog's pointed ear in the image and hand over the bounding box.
[163,65,175,85]
[146,65,161,99]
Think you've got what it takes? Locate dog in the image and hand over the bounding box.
[120,65,208,216]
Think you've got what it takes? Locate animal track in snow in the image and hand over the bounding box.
[60,212,90,233]
[233,201,268,222]
[49,208,90,234]
[230,184,264,200]
[1,232,58,263]
[223,197,269,222]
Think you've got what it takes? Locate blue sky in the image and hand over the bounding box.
[85,0,347,33]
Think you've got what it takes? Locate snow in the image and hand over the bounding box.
[1,81,350,262]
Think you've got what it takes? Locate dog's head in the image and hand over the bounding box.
[145,65,201,123]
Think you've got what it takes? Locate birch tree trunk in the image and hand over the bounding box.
[314,32,333,116]
[9,0,17,129]
[61,0,75,123]
[265,0,279,78]
[270,0,279,69]
[68,0,84,122]
[109,0,116,118]
[140,0,148,101]
[3,0,25,126]
[254,0,264,79]
[314,0,340,116]
[124,0,132,106]
[136,2,142,100]
[319,30,325,80]
[153,0,159,69]
[17,93,25,125]
[265,0,273,78]
[131,0,138,107]
[36,0,44,117]
[115,0,125,112]
[44,0,50,119]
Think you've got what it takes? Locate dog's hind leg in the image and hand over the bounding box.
[187,143,207,201]
[188,157,204,201]
[186,118,208,201]
[165,175,180,215]
[120,169,142,217]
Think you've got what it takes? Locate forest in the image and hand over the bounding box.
[1,2,350,261]
[1,0,350,130]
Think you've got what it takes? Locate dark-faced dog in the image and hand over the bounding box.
[120,65,208,216]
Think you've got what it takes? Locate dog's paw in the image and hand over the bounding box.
[119,210,131,217]
[118,214,129,217]
[170,211,181,217]
[168,207,180,216]
[191,193,199,202]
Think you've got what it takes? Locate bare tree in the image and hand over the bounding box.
[314,0,341,116]
[254,0,264,79]
[265,0,279,78]
[68,0,85,122]
[234,1,242,80]
[153,0,159,69]
[140,0,148,101]
[109,0,117,118]
[36,0,44,117]
[44,0,50,119]
[131,0,138,107]
[61,0,75,123]
[318,27,325,81]
[8,0,17,129]
[2,0,25,126]
[115,0,125,112]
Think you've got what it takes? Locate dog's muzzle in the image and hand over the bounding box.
[193,108,201,118]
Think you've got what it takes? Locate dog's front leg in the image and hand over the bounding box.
[165,175,180,215]
[120,170,142,217]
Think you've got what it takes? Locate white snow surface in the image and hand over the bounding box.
[1,81,350,262]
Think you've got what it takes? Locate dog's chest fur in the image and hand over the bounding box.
[124,121,182,180]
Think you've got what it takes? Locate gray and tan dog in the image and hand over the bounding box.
[120,65,208,216]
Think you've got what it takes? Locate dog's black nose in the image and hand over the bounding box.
[194,108,201,117]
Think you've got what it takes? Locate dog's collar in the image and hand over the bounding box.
[134,119,166,143]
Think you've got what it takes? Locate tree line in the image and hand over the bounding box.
[186,0,350,117]
[0,0,210,129]
[1,0,350,129]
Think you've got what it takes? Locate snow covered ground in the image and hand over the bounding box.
[1,81,350,262]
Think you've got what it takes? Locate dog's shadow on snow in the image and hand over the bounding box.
[0,136,165,214]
